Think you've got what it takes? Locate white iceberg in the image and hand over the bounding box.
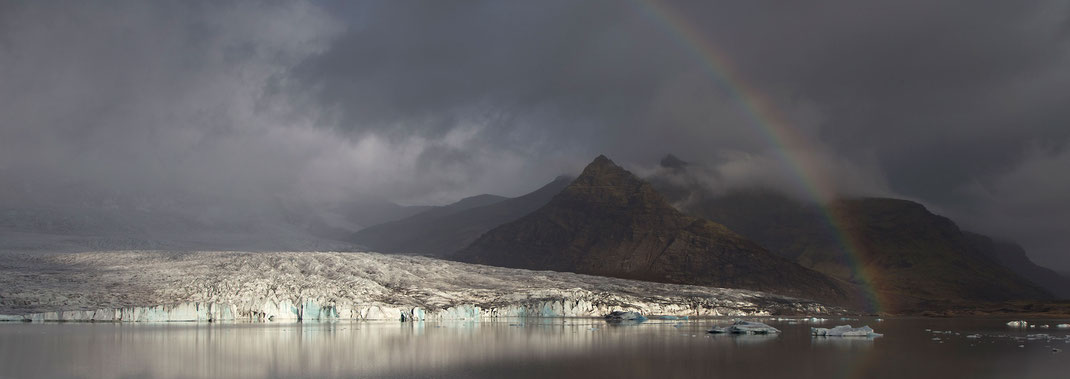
[810,325,883,337]
[1006,320,1028,327]
[708,320,781,335]
[1055,324,1070,329]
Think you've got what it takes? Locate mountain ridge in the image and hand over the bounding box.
[645,156,1057,311]
[351,176,572,256]
[454,155,858,306]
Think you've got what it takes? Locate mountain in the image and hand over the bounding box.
[454,156,856,306]
[963,232,1070,299]
[351,177,571,256]
[649,165,1055,311]
[331,198,434,231]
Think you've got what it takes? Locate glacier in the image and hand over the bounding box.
[0,251,842,322]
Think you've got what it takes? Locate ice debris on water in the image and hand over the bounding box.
[1056,324,1070,329]
[707,320,781,335]
[1006,320,1028,328]
[811,325,883,337]
[966,334,982,339]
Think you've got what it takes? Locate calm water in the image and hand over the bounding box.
[1,317,1068,378]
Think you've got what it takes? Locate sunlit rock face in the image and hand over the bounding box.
[0,251,840,322]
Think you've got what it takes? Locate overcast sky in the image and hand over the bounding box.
[1,0,1068,269]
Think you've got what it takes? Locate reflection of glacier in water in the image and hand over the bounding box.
[2,318,1069,378]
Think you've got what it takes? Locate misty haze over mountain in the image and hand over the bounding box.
[1,1,1068,271]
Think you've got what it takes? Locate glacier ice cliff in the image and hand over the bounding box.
[0,251,842,322]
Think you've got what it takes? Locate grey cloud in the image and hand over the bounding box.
[1,1,1068,269]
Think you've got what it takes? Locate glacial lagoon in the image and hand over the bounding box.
[1,318,1068,378]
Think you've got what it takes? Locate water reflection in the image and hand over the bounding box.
[0,318,1067,378]
[811,336,877,350]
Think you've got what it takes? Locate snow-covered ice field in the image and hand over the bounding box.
[0,251,837,321]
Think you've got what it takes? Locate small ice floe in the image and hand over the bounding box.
[875,318,884,322]
[708,320,781,335]
[809,317,829,322]
[1026,334,1051,341]
[658,315,688,320]
[1040,325,1050,329]
[966,334,983,339]
[1055,324,1070,329]
[1006,320,1028,328]
[1019,345,1025,348]
[811,325,883,337]
[932,337,942,341]
[604,311,646,323]
[1054,348,1062,353]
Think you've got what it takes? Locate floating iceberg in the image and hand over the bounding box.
[708,320,781,335]
[604,311,646,323]
[1006,320,1028,327]
[810,325,883,337]
[1056,324,1070,329]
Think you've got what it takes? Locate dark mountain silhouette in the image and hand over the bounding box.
[963,232,1070,299]
[454,155,856,306]
[646,157,1056,312]
[351,177,571,256]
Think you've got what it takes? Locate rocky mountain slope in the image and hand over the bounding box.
[963,232,1070,298]
[351,177,571,256]
[647,157,1057,312]
[454,156,857,306]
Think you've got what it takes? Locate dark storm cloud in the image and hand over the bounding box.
[1,1,1068,268]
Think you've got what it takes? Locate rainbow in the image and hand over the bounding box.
[632,0,882,312]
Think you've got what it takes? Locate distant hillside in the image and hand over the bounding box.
[647,158,1056,311]
[351,177,571,256]
[455,156,857,306]
[963,232,1070,299]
